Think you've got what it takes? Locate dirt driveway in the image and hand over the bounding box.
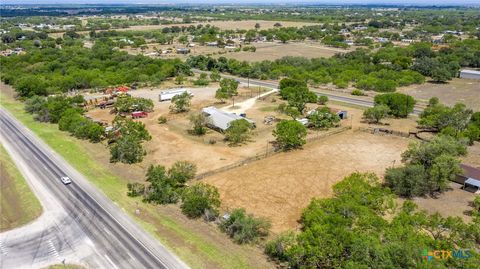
[203,131,410,233]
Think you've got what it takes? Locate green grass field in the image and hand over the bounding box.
[0,143,42,232]
[0,92,259,269]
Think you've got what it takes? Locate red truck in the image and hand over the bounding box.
[132,111,148,119]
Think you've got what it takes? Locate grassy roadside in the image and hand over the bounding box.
[0,143,42,232]
[0,92,260,269]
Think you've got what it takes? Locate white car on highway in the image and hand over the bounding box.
[60,176,72,185]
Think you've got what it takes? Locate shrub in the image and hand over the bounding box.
[170,92,192,113]
[127,182,145,197]
[157,115,167,124]
[180,183,221,219]
[265,231,296,262]
[188,112,207,135]
[363,104,390,124]
[307,107,340,129]
[317,95,329,105]
[385,165,428,197]
[351,89,366,96]
[220,208,271,244]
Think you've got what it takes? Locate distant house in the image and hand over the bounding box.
[456,164,480,192]
[354,26,368,31]
[376,37,389,43]
[206,41,218,47]
[401,39,415,43]
[202,106,255,132]
[459,69,480,80]
[176,48,190,54]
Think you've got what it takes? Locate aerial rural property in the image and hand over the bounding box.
[1,1,480,269]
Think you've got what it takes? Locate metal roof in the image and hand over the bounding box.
[460,69,480,75]
[460,164,480,181]
[465,178,480,188]
[202,106,254,131]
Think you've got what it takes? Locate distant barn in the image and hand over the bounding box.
[459,69,480,80]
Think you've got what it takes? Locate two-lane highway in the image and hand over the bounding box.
[0,107,189,269]
[193,69,424,115]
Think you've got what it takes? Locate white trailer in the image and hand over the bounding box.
[159,89,193,102]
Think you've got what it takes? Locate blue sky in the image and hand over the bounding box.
[2,0,480,5]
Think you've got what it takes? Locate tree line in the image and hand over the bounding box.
[187,39,479,92]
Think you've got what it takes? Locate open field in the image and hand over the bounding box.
[0,83,274,269]
[204,130,410,233]
[127,20,320,31]
[125,40,350,62]
[399,78,480,110]
[0,143,42,232]
[220,41,352,62]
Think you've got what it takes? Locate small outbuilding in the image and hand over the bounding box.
[459,69,480,80]
[457,164,480,192]
[202,106,255,132]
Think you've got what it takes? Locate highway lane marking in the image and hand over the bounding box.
[0,240,8,255]
[1,111,174,269]
[47,240,60,260]
[104,254,119,269]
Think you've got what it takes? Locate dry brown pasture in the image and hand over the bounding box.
[109,20,320,31]
[203,130,410,233]
[48,20,320,38]
[398,78,480,110]
[219,41,352,62]
[413,182,477,223]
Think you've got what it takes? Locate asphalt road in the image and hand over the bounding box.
[193,69,423,115]
[0,108,188,269]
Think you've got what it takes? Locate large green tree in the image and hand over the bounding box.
[273,120,307,150]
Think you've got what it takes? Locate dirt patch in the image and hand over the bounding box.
[220,41,352,62]
[413,182,477,223]
[203,131,410,233]
[462,142,480,168]
[399,78,480,110]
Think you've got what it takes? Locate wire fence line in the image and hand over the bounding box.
[357,126,413,138]
[195,125,352,180]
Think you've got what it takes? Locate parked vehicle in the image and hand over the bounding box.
[159,89,193,101]
[132,111,148,118]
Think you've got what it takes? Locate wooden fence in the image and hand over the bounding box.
[195,125,351,180]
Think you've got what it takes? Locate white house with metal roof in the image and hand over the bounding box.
[202,106,255,131]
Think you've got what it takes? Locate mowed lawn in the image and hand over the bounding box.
[0,90,272,269]
[0,144,42,232]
